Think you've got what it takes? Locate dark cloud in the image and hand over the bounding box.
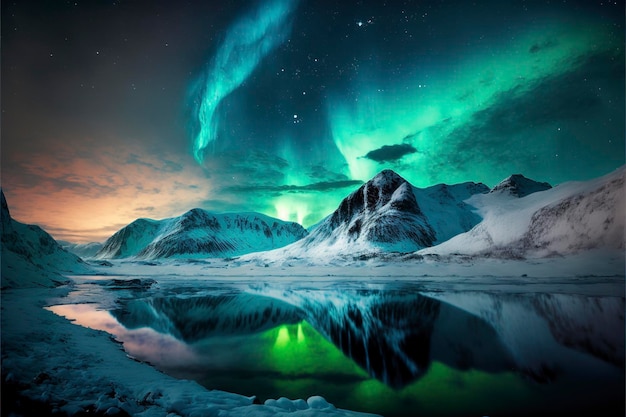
[529,39,558,54]
[363,144,418,163]
[134,206,155,212]
[306,165,352,182]
[173,182,201,190]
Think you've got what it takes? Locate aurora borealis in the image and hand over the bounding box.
[2,0,624,242]
[190,0,300,163]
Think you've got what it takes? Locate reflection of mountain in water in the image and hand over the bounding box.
[427,291,625,381]
[112,287,624,389]
[112,293,304,342]
[257,289,514,388]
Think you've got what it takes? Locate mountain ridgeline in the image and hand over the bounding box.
[84,166,625,261]
[1,166,622,280]
[266,169,491,256]
[95,209,308,259]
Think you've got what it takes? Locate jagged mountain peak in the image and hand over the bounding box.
[369,169,406,185]
[364,170,413,204]
[175,208,220,231]
[490,174,552,198]
[1,189,9,216]
[329,170,421,230]
[259,170,488,258]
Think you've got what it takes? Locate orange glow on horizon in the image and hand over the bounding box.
[3,140,214,243]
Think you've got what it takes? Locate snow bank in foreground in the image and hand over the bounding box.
[1,287,378,417]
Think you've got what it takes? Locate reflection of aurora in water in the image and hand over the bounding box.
[49,286,625,417]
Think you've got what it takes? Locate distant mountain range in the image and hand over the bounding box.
[58,241,104,259]
[75,166,626,261]
[95,209,307,259]
[248,167,624,262]
[3,165,624,278]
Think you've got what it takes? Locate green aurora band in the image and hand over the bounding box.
[289,20,621,226]
[190,0,300,163]
[190,9,623,228]
[328,20,623,187]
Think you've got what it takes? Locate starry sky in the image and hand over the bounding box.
[2,0,624,243]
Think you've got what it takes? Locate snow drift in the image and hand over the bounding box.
[0,190,90,288]
[96,209,308,259]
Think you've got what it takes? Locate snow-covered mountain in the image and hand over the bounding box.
[251,170,488,258]
[1,190,90,288]
[489,174,552,198]
[59,241,104,259]
[241,167,623,262]
[96,209,308,259]
[421,166,625,258]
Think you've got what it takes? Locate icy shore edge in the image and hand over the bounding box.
[1,284,378,417]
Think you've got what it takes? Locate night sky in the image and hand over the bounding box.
[2,0,624,243]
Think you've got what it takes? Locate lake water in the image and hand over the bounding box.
[48,277,625,416]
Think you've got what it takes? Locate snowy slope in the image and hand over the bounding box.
[96,209,308,259]
[59,241,104,259]
[421,166,625,258]
[0,190,90,288]
[249,170,488,259]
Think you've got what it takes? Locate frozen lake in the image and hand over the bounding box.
[48,275,625,417]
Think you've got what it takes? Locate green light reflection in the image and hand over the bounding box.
[250,321,534,416]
